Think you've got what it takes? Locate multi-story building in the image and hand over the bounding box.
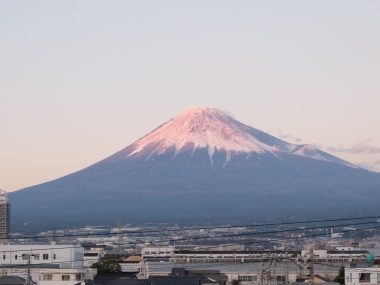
[143,261,345,282]
[301,249,369,262]
[0,244,84,269]
[345,267,380,285]
[0,244,96,285]
[141,246,174,258]
[0,190,10,240]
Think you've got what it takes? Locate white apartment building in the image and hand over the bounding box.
[143,261,343,282]
[300,249,368,261]
[0,244,96,285]
[141,246,174,257]
[345,267,380,285]
[83,252,102,268]
[0,244,84,268]
[39,268,97,285]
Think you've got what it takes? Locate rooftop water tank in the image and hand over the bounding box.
[367,253,375,267]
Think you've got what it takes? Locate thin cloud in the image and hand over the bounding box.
[276,127,302,143]
[356,160,380,172]
[218,107,234,118]
[327,139,380,154]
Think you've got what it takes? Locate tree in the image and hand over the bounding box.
[232,280,241,285]
[334,266,345,285]
[90,257,122,274]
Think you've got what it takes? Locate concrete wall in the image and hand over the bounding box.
[0,244,84,268]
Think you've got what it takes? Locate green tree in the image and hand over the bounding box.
[334,267,345,285]
[232,280,241,285]
[90,257,122,274]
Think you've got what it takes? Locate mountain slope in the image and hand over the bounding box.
[110,106,357,168]
[9,107,380,230]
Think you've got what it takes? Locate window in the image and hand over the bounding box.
[350,273,352,283]
[359,273,370,283]
[2,255,5,260]
[277,276,285,282]
[1,271,7,277]
[44,275,52,280]
[239,276,253,282]
[34,254,40,260]
[53,254,56,260]
[22,255,28,260]
[377,274,380,283]
[43,254,49,260]
[76,274,81,281]
[14,255,17,260]
[62,275,70,281]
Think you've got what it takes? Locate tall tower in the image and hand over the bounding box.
[0,190,10,240]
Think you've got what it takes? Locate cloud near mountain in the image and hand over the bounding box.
[327,139,380,154]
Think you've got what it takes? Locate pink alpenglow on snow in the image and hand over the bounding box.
[126,106,358,168]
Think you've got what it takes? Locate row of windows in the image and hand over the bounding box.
[347,273,380,283]
[3,254,56,260]
[174,255,250,258]
[41,274,81,281]
[237,276,284,282]
[238,276,257,282]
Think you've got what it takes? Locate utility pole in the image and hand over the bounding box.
[285,216,291,250]
[260,254,264,285]
[284,252,289,284]
[308,247,314,285]
[22,254,34,285]
[51,227,57,245]
[117,218,122,258]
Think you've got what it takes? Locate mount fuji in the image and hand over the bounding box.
[10,107,380,230]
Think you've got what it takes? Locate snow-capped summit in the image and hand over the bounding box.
[10,106,380,228]
[126,106,356,168]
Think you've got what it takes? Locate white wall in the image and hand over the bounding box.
[142,246,174,257]
[345,267,380,285]
[0,244,84,268]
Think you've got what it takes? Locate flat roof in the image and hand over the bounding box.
[174,250,298,254]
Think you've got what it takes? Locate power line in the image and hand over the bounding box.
[4,221,380,254]
[152,220,379,245]
[15,215,380,240]
[5,219,378,252]
[3,225,379,277]
[169,224,380,251]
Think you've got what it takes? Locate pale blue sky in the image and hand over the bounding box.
[1,1,379,191]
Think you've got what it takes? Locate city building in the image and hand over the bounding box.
[0,244,96,285]
[142,261,346,281]
[345,267,380,285]
[141,245,174,258]
[119,256,143,273]
[83,252,102,268]
[0,244,84,268]
[300,249,369,262]
[0,190,10,241]
[148,275,218,285]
